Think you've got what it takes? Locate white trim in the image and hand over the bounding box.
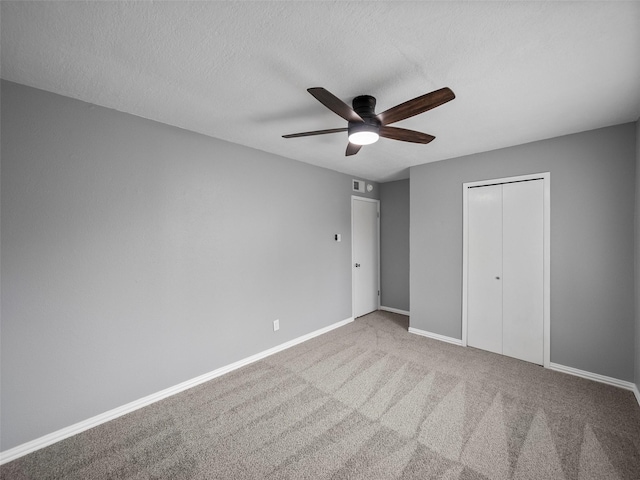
[379,306,410,316]
[351,195,381,318]
[408,327,463,346]
[0,316,354,465]
[405,330,640,405]
[543,174,551,367]
[548,362,638,393]
[462,181,469,348]
[462,172,551,368]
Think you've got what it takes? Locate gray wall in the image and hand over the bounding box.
[411,123,636,381]
[379,179,410,312]
[0,80,377,451]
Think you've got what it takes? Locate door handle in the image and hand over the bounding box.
[355,263,361,268]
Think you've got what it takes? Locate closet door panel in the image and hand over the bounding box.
[467,185,503,355]
[502,180,544,364]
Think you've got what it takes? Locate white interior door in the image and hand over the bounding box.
[352,197,379,318]
[465,178,545,365]
[502,180,544,364]
[467,184,503,355]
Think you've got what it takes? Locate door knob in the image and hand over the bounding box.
[355,263,361,268]
[496,276,500,280]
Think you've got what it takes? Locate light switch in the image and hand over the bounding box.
[335,234,341,242]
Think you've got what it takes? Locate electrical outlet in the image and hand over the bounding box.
[273,319,279,331]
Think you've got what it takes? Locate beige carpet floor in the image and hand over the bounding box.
[2,310,640,479]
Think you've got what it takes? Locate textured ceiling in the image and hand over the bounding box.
[1,1,639,182]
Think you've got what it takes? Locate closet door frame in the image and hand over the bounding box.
[461,172,551,368]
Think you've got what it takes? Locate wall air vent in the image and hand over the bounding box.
[352,179,365,193]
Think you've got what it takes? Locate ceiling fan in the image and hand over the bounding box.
[283,86,455,156]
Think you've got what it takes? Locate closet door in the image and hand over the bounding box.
[502,180,544,364]
[467,184,503,355]
[466,179,544,365]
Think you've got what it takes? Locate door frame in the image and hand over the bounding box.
[461,172,551,367]
[351,195,381,318]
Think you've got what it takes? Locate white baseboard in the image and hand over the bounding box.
[548,362,639,402]
[379,306,410,316]
[408,327,463,346]
[0,316,354,465]
[403,328,640,409]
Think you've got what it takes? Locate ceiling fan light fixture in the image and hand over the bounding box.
[283,87,455,156]
[348,123,380,145]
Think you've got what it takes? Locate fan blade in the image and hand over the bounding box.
[379,126,435,144]
[283,128,347,138]
[346,143,362,156]
[377,87,455,126]
[308,88,364,123]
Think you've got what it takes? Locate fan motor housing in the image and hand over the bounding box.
[350,95,381,139]
[348,95,380,142]
[352,95,378,119]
